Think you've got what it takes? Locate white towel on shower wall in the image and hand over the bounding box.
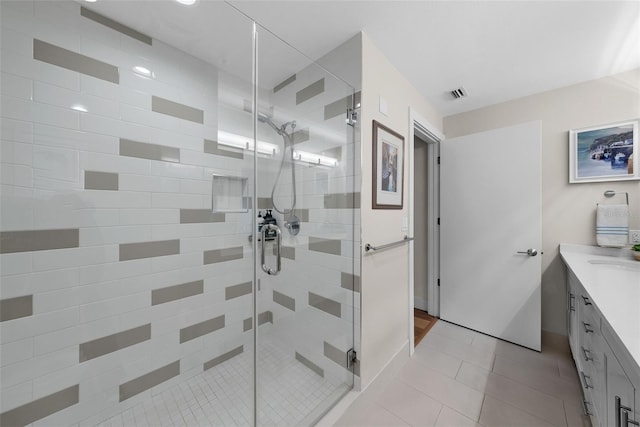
[596,204,629,247]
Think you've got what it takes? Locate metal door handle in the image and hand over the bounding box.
[583,322,594,333]
[582,399,593,417]
[261,224,281,276]
[516,248,538,256]
[582,295,592,306]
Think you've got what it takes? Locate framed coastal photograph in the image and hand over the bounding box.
[372,120,404,209]
[569,120,639,183]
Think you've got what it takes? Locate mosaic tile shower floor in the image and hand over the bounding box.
[96,341,345,427]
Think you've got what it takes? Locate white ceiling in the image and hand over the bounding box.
[84,1,640,117]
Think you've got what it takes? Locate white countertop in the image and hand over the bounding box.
[560,244,640,370]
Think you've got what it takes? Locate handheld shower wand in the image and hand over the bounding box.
[258,113,300,236]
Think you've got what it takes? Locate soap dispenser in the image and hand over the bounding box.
[263,209,277,241]
[257,211,264,233]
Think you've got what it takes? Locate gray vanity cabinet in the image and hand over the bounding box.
[566,269,639,427]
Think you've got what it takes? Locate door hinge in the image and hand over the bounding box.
[437,217,440,225]
[346,108,358,127]
[347,348,357,368]
[437,279,440,287]
[437,156,441,165]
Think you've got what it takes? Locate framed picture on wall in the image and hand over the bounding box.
[372,120,404,209]
[569,120,639,183]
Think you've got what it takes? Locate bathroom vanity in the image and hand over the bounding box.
[561,244,640,427]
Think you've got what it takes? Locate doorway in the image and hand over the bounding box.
[408,109,442,353]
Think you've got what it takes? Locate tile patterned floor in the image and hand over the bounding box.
[97,340,345,427]
[335,321,590,427]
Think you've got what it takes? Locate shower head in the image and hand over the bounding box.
[257,113,295,136]
[257,113,282,135]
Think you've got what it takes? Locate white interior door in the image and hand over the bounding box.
[440,121,542,351]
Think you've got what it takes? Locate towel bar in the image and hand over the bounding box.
[365,236,414,252]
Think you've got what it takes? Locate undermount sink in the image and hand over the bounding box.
[588,259,640,271]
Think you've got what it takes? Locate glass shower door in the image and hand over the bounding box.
[254,25,357,425]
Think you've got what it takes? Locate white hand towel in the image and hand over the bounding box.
[596,204,629,248]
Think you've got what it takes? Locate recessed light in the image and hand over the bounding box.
[132,65,155,79]
[175,0,198,5]
[84,0,97,3]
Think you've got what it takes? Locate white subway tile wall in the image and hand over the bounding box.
[0,1,359,425]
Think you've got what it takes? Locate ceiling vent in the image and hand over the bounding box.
[450,87,468,99]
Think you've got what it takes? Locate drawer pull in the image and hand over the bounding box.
[569,293,575,312]
[582,399,593,417]
[582,322,594,334]
[581,295,592,306]
[580,371,593,389]
[616,396,638,427]
[581,347,593,362]
[622,410,640,427]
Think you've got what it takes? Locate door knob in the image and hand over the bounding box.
[517,248,538,256]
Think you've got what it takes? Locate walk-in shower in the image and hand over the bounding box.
[0,1,358,426]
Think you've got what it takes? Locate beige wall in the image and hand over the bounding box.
[444,68,640,335]
[359,33,442,386]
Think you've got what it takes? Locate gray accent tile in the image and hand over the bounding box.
[296,78,324,105]
[291,128,309,145]
[0,229,79,254]
[273,74,296,93]
[80,7,152,45]
[203,246,243,265]
[243,99,252,114]
[308,237,342,256]
[225,281,252,300]
[0,385,79,426]
[203,345,243,371]
[308,292,341,318]
[80,324,151,362]
[243,317,252,332]
[204,139,243,160]
[295,352,324,378]
[120,138,180,163]
[257,198,272,210]
[285,209,308,222]
[324,341,347,368]
[273,290,295,311]
[179,315,225,343]
[0,295,33,322]
[258,311,273,325]
[341,272,361,293]
[85,170,118,191]
[152,96,203,124]
[323,146,342,159]
[33,39,119,84]
[324,91,361,120]
[324,192,360,209]
[119,361,179,402]
[273,245,295,260]
[119,239,179,261]
[180,209,225,224]
[152,280,203,306]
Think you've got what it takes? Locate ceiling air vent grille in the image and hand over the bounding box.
[450,87,468,99]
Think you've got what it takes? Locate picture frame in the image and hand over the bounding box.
[569,120,639,183]
[372,120,405,209]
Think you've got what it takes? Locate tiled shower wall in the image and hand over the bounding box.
[0,1,360,425]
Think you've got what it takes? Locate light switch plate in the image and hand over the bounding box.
[379,96,388,116]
